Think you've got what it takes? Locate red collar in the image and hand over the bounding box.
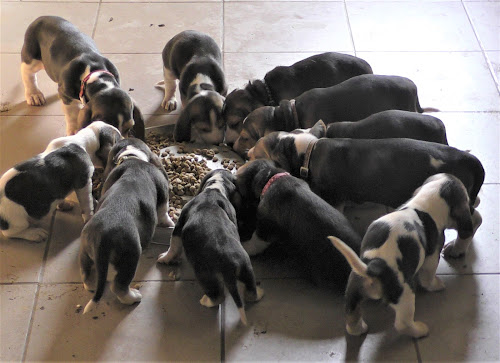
[79,70,115,104]
[261,172,290,197]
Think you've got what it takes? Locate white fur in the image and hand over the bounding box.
[160,66,178,111]
[157,235,183,264]
[61,100,83,135]
[204,173,227,197]
[190,74,214,95]
[241,232,271,256]
[21,61,46,106]
[292,133,318,156]
[117,146,149,163]
[430,156,445,169]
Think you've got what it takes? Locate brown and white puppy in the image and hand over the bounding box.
[235,159,361,291]
[248,129,484,212]
[329,173,482,338]
[157,169,263,325]
[21,16,145,140]
[233,74,436,157]
[223,52,373,145]
[157,30,227,145]
[80,139,174,313]
[0,122,122,242]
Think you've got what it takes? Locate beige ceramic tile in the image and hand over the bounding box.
[0,284,37,361]
[438,184,499,275]
[0,3,99,53]
[94,3,222,53]
[416,274,500,361]
[465,2,500,51]
[347,2,480,51]
[224,2,353,53]
[25,282,221,361]
[224,279,420,361]
[357,51,500,112]
[0,116,66,174]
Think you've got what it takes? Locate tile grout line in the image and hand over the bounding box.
[220,301,226,363]
[343,0,356,56]
[91,0,103,39]
[461,0,500,97]
[414,338,423,363]
[21,210,57,362]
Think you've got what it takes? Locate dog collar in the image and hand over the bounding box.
[115,154,142,166]
[79,70,115,104]
[290,99,300,129]
[263,81,276,106]
[261,172,290,197]
[300,138,318,179]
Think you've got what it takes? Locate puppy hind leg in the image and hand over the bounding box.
[160,67,178,111]
[79,243,97,292]
[157,234,183,264]
[345,273,368,336]
[75,177,94,223]
[239,262,264,303]
[223,271,248,325]
[392,284,428,338]
[241,231,271,256]
[21,61,46,106]
[157,202,174,228]
[418,249,445,292]
[198,272,225,308]
[443,209,482,259]
[110,246,142,305]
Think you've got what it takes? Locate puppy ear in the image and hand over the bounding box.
[174,109,192,142]
[328,236,369,279]
[132,102,146,141]
[310,120,326,138]
[95,127,121,169]
[77,103,93,131]
[149,151,169,181]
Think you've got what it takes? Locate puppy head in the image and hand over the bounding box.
[77,88,145,140]
[233,106,275,158]
[199,169,239,200]
[236,159,283,201]
[174,90,225,145]
[85,121,123,169]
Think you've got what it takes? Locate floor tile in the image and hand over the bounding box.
[224,2,352,53]
[224,279,419,361]
[465,1,500,51]
[438,184,499,275]
[416,274,500,361]
[25,281,221,361]
[357,51,500,112]
[0,284,37,361]
[0,3,99,53]
[94,3,222,54]
[487,50,500,87]
[0,116,66,174]
[347,2,480,51]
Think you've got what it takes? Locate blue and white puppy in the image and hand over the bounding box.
[21,16,145,139]
[329,173,482,338]
[81,138,174,313]
[0,121,122,242]
[157,169,263,325]
[157,30,227,144]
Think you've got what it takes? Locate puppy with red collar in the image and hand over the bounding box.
[329,173,482,338]
[156,30,227,145]
[21,16,145,139]
[81,138,174,313]
[248,128,484,212]
[223,52,373,145]
[232,74,436,156]
[0,122,122,242]
[235,159,361,291]
[157,169,263,325]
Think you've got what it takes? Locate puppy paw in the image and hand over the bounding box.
[161,97,177,112]
[245,286,264,302]
[18,228,49,242]
[83,281,96,292]
[57,200,75,212]
[25,90,46,106]
[199,294,223,308]
[158,213,175,228]
[442,241,465,259]
[117,288,142,305]
[407,321,429,339]
[157,251,180,265]
[346,319,368,336]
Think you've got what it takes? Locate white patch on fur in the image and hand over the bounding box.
[21,61,46,106]
[293,133,318,156]
[242,232,271,256]
[429,156,445,169]
[204,173,227,196]
[117,146,149,163]
[190,73,214,95]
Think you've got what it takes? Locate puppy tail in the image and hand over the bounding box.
[84,242,112,314]
[224,273,247,325]
[328,236,369,279]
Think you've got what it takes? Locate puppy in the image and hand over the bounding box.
[235,159,361,291]
[157,30,227,145]
[329,173,482,338]
[0,122,122,242]
[325,110,448,144]
[223,52,373,145]
[233,74,436,156]
[157,169,263,325]
[80,139,174,313]
[248,129,484,211]
[21,16,145,139]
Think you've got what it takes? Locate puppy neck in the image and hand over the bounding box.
[203,173,229,199]
[80,67,118,103]
[115,146,149,165]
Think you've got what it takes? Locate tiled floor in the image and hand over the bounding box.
[1,0,499,361]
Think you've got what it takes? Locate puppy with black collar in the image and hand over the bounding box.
[156,30,227,145]
[21,16,145,139]
[80,138,174,313]
[247,129,484,212]
[233,74,436,157]
[223,52,373,145]
[329,173,482,338]
[235,159,362,291]
[0,121,122,242]
[157,169,263,324]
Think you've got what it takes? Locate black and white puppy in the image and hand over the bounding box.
[80,138,174,313]
[325,110,448,145]
[157,169,263,325]
[248,130,484,211]
[235,159,362,291]
[157,30,227,145]
[21,16,145,139]
[329,173,482,338]
[223,52,373,145]
[232,74,436,156]
[0,122,122,242]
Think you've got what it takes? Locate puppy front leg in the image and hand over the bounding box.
[157,202,175,227]
[62,99,83,135]
[160,67,178,111]
[157,234,183,264]
[443,209,482,259]
[392,284,429,338]
[241,231,271,256]
[21,61,46,106]
[75,178,94,223]
[418,249,445,292]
